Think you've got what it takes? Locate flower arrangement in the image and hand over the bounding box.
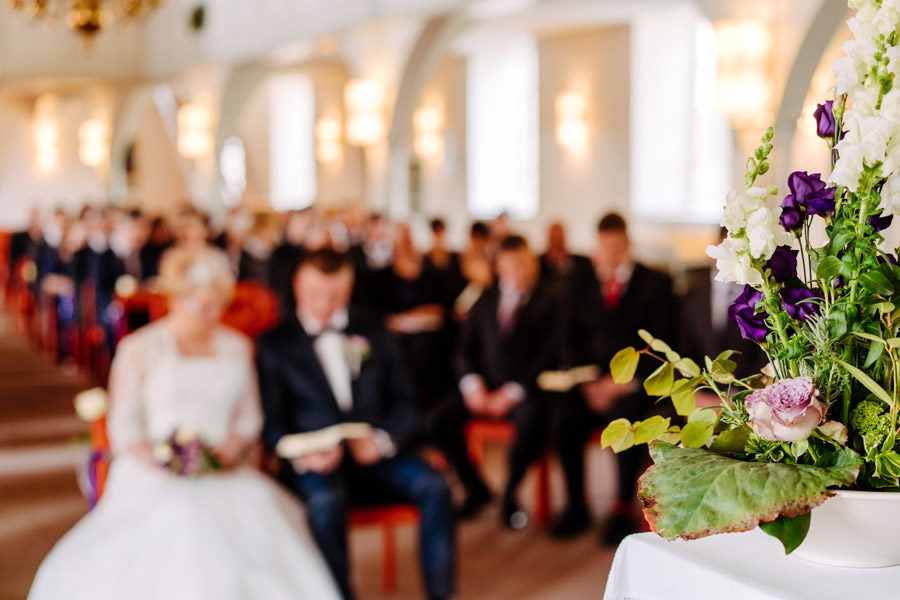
[344,334,372,379]
[153,426,221,477]
[601,0,900,553]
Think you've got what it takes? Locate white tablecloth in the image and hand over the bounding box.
[603,529,900,600]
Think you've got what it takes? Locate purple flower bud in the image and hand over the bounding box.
[728,285,769,342]
[779,194,804,231]
[813,101,836,139]
[780,286,823,321]
[766,246,798,283]
[870,211,894,232]
[878,254,899,266]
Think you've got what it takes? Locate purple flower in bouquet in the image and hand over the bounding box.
[780,286,823,321]
[154,427,220,477]
[870,211,894,233]
[813,101,836,139]
[728,285,769,342]
[746,376,824,442]
[779,195,804,232]
[766,246,798,283]
[779,172,835,230]
[878,254,899,266]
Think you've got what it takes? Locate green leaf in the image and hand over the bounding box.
[610,348,639,384]
[638,329,654,345]
[601,419,635,453]
[634,416,670,445]
[657,426,682,445]
[663,349,682,363]
[888,337,900,348]
[673,358,700,378]
[875,452,900,479]
[708,426,751,454]
[835,359,894,406]
[671,379,696,416]
[680,421,714,448]
[649,338,672,354]
[852,331,887,344]
[759,513,811,554]
[828,310,848,338]
[817,256,845,279]
[859,271,895,296]
[644,363,675,396]
[638,443,862,541]
[688,407,718,425]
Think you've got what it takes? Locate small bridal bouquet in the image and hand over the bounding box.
[153,426,221,477]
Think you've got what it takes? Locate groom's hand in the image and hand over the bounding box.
[348,435,383,466]
[293,446,344,475]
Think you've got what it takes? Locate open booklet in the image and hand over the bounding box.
[275,423,374,459]
[536,365,601,393]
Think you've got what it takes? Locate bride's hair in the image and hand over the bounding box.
[159,245,236,301]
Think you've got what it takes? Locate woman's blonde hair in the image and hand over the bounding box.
[158,245,236,302]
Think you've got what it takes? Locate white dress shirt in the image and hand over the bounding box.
[299,309,353,413]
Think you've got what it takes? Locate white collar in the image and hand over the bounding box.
[598,260,635,284]
[298,308,349,337]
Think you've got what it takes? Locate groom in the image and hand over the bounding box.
[257,248,455,600]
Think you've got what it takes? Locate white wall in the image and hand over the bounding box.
[0,96,108,228]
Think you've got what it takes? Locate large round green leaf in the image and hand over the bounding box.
[638,443,862,541]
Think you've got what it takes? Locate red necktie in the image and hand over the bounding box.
[604,278,622,311]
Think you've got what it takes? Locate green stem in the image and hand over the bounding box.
[849,193,871,306]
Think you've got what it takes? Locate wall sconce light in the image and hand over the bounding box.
[555,91,588,153]
[344,79,385,146]
[413,105,444,160]
[715,20,773,127]
[78,119,110,167]
[315,115,343,164]
[33,118,59,173]
[177,103,214,159]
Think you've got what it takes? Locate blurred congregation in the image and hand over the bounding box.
[0,0,857,598]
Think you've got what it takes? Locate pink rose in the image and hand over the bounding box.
[817,420,848,445]
[745,377,823,442]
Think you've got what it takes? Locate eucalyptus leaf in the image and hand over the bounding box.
[673,358,701,378]
[708,427,751,454]
[644,362,675,397]
[610,347,640,384]
[634,416,670,445]
[638,329,654,345]
[680,421,714,448]
[688,407,718,426]
[638,443,862,541]
[671,379,697,416]
[649,338,673,354]
[601,418,635,453]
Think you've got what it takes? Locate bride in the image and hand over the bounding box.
[29,246,341,600]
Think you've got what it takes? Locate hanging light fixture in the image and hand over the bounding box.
[4,0,161,49]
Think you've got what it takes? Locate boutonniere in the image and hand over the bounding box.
[344,335,372,378]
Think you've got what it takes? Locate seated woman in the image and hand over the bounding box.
[28,245,340,600]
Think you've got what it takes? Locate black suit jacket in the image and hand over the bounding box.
[565,262,676,379]
[678,278,768,379]
[256,315,417,452]
[454,282,562,393]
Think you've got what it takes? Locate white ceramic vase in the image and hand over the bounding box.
[791,490,900,568]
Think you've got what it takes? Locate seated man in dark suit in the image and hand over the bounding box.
[552,213,677,543]
[430,235,562,529]
[256,249,455,600]
[539,221,594,296]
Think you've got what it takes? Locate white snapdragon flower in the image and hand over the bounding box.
[745,206,793,261]
[719,185,775,232]
[850,0,881,23]
[830,142,867,190]
[874,2,900,38]
[706,238,763,287]
[882,173,900,215]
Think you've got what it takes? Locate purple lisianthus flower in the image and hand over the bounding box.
[780,286,823,321]
[878,254,899,266]
[779,194,804,231]
[766,246,798,283]
[870,211,894,232]
[806,186,836,217]
[746,376,823,442]
[728,285,769,342]
[813,101,836,139]
[787,171,836,218]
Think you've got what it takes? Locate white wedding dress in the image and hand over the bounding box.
[29,319,341,600]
